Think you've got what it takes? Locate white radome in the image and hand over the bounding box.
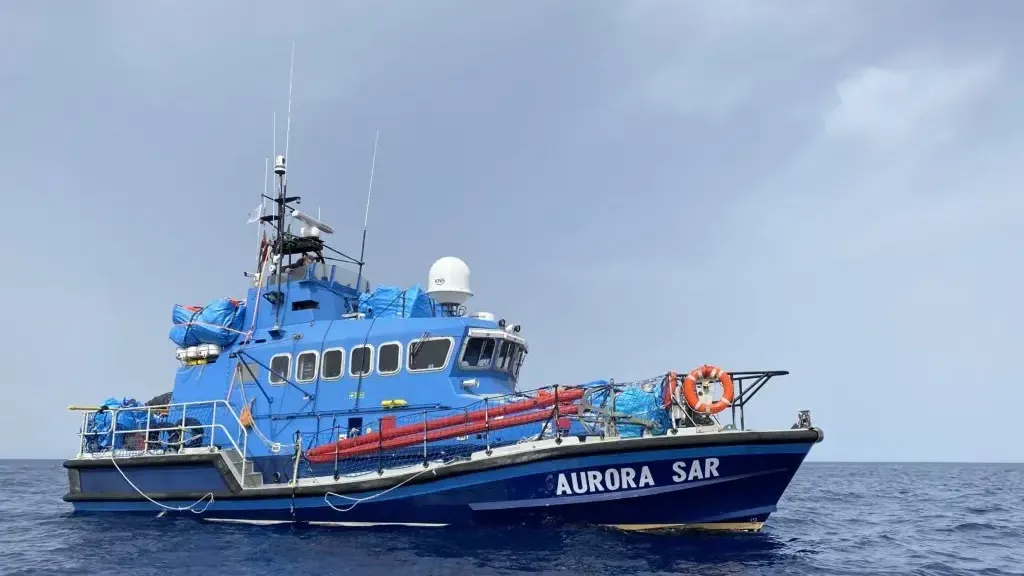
[426,256,473,306]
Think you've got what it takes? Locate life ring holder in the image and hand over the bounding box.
[681,364,735,415]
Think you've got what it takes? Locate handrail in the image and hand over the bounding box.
[75,399,251,477]
[70,370,790,488]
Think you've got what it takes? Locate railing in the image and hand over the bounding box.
[297,370,792,481]
[70,371,789,489]
[299,377,679,480]
[76,399,250,471]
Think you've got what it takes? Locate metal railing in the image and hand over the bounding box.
[76,399,250,471]
[300,378,678,480]
[297,370,790,481]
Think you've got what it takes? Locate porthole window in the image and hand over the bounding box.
[321,348,344,380]
[377,342,401,375]
[269,354,291,385]
[350,345,373,377]
[295,351,319,383]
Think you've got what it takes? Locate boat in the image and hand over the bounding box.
[61,148,824,532]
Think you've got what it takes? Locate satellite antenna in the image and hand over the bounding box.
[426,256,473,316]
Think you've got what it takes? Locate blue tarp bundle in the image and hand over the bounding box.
[587,381,671,438]
[168,297,246,347]
[85,397,149,450]
[358,284,434,319]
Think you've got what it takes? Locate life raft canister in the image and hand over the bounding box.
[681,364,735,415]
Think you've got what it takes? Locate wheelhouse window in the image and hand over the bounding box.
[510,346,527,380]
[295,351,319,383]
[269,354,291,385]
[377,342,401,375]
[496,341,527,381]
[350,345,373,377]
[460,337,496,369]
[321,348,344,380]
[408,337,454,373]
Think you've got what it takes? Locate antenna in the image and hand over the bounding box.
[270,43,296,332]
[354,130,379,296]
[284,41,295,186]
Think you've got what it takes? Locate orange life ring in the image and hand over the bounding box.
[682,364,734,414]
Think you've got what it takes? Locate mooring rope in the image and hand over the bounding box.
[109,451,214,514]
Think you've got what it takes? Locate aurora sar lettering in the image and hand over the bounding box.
[671,457,719,483]
[554,458,720,496]
[556,466,654,495]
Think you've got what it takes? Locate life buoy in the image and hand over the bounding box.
[682,364,734,414]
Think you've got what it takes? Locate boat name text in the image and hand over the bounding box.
[555,458,720,496]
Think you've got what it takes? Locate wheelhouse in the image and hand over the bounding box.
[457,328,528,383]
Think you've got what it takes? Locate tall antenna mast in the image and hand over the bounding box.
[284,41,295,187]
[354,129,379,297]
[270,43,296,332]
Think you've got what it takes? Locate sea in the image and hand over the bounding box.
[0,461,1021,576]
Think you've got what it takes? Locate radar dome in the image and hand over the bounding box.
[426,256,473,306]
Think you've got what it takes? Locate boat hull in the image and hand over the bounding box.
[63,429,821,531]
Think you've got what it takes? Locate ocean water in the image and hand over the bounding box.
[0,461,1021,576]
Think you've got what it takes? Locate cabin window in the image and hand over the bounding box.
[408,337,454,373]
[510,346,527,380]
[377,342,401,375]
[234,360,259,384]
[495,341,526,380]
[496,341,514,372]
[295,351,319,383]
[350,345,373,377]
[460,337,496,369]
[321,348,344,380]
[269,354,291,385]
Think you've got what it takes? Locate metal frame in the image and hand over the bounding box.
[76,399,250,472]
[726,370,790,430]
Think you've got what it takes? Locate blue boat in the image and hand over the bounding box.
[62,152,823,532]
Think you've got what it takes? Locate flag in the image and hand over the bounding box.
[247,203,265,224]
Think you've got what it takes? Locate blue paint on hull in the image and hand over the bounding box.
[67,441,813,528]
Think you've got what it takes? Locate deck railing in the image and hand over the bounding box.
[299,378,683,479]
[76,399,250,471]
[71,371,789,486]
[298,370,791,480]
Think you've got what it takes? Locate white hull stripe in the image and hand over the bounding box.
[203,518,448,528]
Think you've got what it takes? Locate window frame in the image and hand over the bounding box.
[407,336,456,374]
[294,350,320,384]
[510,345,527,381]
[349,344,375,378]
[458,336,498,371]
[320,347,345,381]
[268,353,292,386]
[376,341,403,376]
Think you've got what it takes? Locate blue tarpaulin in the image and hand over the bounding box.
[168,298,246,347]
[587,381,671,438]
[358,284,434,319]
[85,397,149,450]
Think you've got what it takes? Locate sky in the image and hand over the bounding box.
[1,0,1021,462]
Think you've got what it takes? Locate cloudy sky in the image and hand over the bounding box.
[2,0,1021,462]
